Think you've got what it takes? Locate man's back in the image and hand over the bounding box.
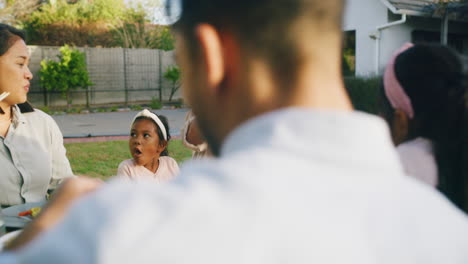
[17,109,468,263]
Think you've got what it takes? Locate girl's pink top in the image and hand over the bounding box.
[117,156,180,182]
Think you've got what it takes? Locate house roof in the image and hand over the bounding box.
[387,0,433,15]
[382,0,468,18]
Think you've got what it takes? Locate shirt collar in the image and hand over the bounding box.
[11,104,27,128]
[221,107,403,173]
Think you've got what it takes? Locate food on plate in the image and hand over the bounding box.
[17,207,42,218]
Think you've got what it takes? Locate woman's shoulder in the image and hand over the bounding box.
[22,108,56,124]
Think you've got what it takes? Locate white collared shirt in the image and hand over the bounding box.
[0,106,74,206]
[5,108,468,263]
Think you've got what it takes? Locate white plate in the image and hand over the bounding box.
[1,202,46,228]
[0,230,21,252]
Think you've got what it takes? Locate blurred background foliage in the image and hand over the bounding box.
[0,0,175,50]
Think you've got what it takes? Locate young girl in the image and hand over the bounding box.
[117,109,180,182]
[381,43,467,209]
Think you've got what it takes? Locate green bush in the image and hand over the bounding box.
[344,77,382,115]
[37,106,51,114]
[150,97,162,109]
[163,65,181,102]
[39,45,92,106]
[130,105,143,111]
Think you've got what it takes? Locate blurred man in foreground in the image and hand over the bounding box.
[2,0,467,263]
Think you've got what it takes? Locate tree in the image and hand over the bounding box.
[163,65,181,102]
[111,5,175,50]
[0,0,41,24]
[39,45,92,106]
[8,0,176,49]
[18,0,127,46]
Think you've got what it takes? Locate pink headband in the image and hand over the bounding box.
[383,43,415,119]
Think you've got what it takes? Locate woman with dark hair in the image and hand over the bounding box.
[381,43,467,209]
[0,24,74,207]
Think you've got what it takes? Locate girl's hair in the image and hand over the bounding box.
[380,44,467,209]
[134,113,171,156]
[0,23,34,114]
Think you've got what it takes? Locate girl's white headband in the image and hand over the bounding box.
[132,109,167,140]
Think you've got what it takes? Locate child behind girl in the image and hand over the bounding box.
[380,43,467,209]
[117,109,180,182]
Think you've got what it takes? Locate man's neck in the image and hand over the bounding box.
[286,69,353,111]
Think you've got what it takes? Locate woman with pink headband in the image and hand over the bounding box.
[381,43,467,210]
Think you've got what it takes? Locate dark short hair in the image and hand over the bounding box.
[134,113,171,156]
[0,23,34,114]
[173,0,345,87]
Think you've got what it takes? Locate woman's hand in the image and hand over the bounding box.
[5,176,103,251]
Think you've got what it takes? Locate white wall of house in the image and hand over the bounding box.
[377,20,412,74]
[344,1,468,77]
[343,0,388,76]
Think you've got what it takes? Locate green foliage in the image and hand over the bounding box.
[39,45,92,105]
[28,0,125,26]
[344,77,382,114]
[65,107,83,114]
[130,104,143,111]
[14,0,176,48]
[37,105,51,114]
[164,65,181,101]
[153,27,175,51]
[150,97,162,109]
[342,56,353,77]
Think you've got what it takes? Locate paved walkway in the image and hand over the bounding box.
[52,108,189,143]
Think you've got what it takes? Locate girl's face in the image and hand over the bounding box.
[0,39,33,107]
[129,119,167,168]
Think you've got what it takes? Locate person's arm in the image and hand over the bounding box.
[182,113,208,152]
[47,114,76,190]
[4,177,102,251]
[186,119,205,146]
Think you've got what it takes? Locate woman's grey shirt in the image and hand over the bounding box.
[0,105,74,206]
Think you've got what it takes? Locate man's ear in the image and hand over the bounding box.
[391,109,409,146]
[194,24,225,91]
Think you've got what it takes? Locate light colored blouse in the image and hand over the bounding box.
[397,137,438,187]
[117,156,179,182]
[0,105,74,206]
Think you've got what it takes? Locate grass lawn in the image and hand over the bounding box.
[65,140,193,180]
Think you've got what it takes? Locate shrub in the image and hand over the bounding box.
[344,76,382,115]
[130,105,143,111]
[150,97,162,109]
[39,45,92,106]
[37,106,51,114]
[163,65,181,102]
